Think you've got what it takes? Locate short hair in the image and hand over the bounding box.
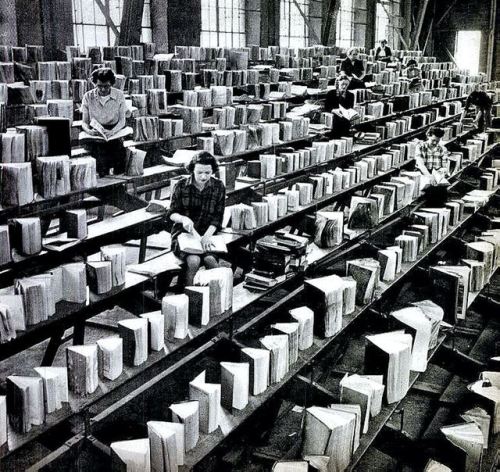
[380,39,388,45]
[91,67,116,85]
[347,47,359,56]
[187,151,219,174]
[406,59,418,67]
[427,127,445,139]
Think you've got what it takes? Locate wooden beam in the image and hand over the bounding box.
[435,0,458,27]
[486,0,498,80]
[94,0,120,38]
[422,18,433,55]
[377,0,409,50]
[291,0,321,45]
[119,0,145,45]
[321,0,338,46]
[412,0,430,49]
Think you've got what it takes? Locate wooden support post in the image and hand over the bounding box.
[291,0,321,45]
[41,328,66,366]
[119,0,145,45]
[321,0,339,46]
[94,0,120,39]
[412,0,430,50]
[436,0,459,27]
[73,320,86,346]
[422,18,433,55]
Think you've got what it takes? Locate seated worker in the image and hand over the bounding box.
[340,48,365,81]
[168,152,226,286]
[374,39,392,62]
[461,89,493,132]
[415,127,450,205]
[81,67,131,177]
[404,59,423,92]
[324,73,360,138]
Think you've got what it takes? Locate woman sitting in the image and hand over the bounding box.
[375,39,392,63]
[80,68,132,177]
[168,152,226,286]
[340,47,365,81]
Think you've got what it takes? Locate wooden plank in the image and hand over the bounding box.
[118,0,145,45]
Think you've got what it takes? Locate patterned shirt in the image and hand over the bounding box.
[416,141,450,172]
[168,175,226,239]
[82,87,126,127]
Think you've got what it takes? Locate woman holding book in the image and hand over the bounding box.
[340,48,365,81]
[374,39,392,63]
[81,68,131,177]
[168,152,226,286]
[324,73,359,138]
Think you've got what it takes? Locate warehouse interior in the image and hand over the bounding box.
[0,0,499,470]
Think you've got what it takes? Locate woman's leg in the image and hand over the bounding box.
[185,255,201,286]
[203,255,219,269]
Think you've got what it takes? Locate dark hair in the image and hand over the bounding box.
[187,151,219,174]
[406,59,418,67]
[380,39,388,45]
[91,67,116,85]
[427,126,445,139]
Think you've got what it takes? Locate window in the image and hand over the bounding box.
[336,0,354,49]
[72,0,152,50]
[375,2,389,44]
[200,0,246,48]
[279,0,309,48]
[455,31,481,75]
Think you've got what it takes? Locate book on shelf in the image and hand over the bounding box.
[462,259,486,292]
[289,306,314,351]
[36,155,71,198]
[140,312,165,352]
[346,258,380,306]
[0,396,5,448]
[466,241,496,279]
[66,345,99,396]
[409,299,444,350]
[33,367,68,414]
[13,217,42,256]
[118,318,149,367]
[110,438,151,472]
[390,306,433,372]
[147,420,185,471]
[272,322,300,365]
[177,232,228,255]
[304,274,344,338]
[461,407,491,449]
[169,401,200,452]
[86,261,113,295]
[125,147,147,177]
[240,347,270,396]
[0,294,25,332]
[146,199,170,214]
[189,371,221,434]
[365,330,413,404]
[0,225,11,265]
[185,286,210,327]
[220,362,250,411]
[377,248,399,282]
[69,157,97,191]
[424,460,452,472]
[64,209,87,240]
[272,461,308,472]
[314,211,344,248]
[340,374,385,433]
[468,371,500,434]
[0,302,17,343]
[162,294,189,340]
[302,405,359,472]
[101,245,127,288]
[260,334,289,384]
[15,274,55,324]
[329,403,362,452]
[6,375,44,433]
[193,267,233,317]
[243,271,286,291]
[96,337,123,381]
[348,196,379,229]
[429,265,470,323]
[441,422,483,472]
[0,162,34,206]
[61,262,88,304]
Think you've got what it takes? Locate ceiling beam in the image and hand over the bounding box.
[292,0,321,45]
[412,0,430,49]
[436,0,459,27]
[94,0,120,39]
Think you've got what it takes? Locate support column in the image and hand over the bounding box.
[0,0,18,46]
[260,0,279,47]
[40,0,74,59]
[151,0,169,53]
[246,0,261,46]
[16,0,43,47]
[119,0,145,45]
[168,0,201,50]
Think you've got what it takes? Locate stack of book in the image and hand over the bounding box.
[66,345,99,396]
[189,370,221,434]
[0,162,34,206]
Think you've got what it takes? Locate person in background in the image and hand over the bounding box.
[81,68,129,177]
[168,152,226,286]
[461,89,493,132]
[341,47,365,81]
[415,127,450,205]
[405,59,423,93]
[375,39,392,62]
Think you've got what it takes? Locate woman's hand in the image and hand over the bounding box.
[181,216,194,233]
[201,234,215,252]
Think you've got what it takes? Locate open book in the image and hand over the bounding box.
[79,119,132,142]
[333,105,359,122]
[177,232,228,255]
